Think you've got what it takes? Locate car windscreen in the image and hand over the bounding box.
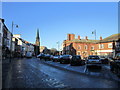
[72,56,81,59]
[88,56,99,59]
[100,56,105,58]
[63,55,70,58]
[116,53,120,59]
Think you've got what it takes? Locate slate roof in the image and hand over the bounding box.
[65,39,98,43]
[100,33,120,43]
[64,33,120,44]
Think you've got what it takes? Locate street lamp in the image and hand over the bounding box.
[10,21,19,62]
[92,30,97,55]
[12,21,19,34]
[56,41,60,55]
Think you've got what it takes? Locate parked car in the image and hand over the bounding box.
[60,55,72,64]
[44,54,51,61]
[70,55,84,66]
[110,53,120,77]
[86,55,102,68]
[37,54,42,58]
[53,55,60,62]
[59,55,63,60]
[37,53,45,60]
[26,52,32,58]
[99,55,109,64]
[50,55,54,60]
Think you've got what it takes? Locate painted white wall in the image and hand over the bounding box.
[7,30,12,50]
[12,41,15,51]
[0,19,3,46]
[96,50,113,53]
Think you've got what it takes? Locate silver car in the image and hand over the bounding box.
[86,55,102,67]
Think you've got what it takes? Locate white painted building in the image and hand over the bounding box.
[13,34,26,56]
[11,41,15,52]
[0,19,3,47]
[7,30,12,50]
[13,34,34,57]
[0,18,3,60]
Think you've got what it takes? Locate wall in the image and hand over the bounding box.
[96,42,113,56]
[63,34,114,58]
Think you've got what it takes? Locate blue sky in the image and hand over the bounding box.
[2,2,118,49]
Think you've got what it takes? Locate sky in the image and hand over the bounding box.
[2,2,118,50]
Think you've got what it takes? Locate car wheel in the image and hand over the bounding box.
[60,61,62,64]
[86,65,90,68]
[116,68,120,77]
[98,66,102,69]
[110,65,114,71]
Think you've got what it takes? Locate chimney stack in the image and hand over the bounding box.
[85,36,88,40]
[67,34,75,41]
[67,34,70,41]
[100,36,102,40]
[78,35,80,40]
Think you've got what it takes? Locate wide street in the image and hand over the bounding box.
[2,57,120,88]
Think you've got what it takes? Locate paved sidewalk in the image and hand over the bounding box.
[2,58,11,88]
[38,59,120,82]
[2,58,23,88]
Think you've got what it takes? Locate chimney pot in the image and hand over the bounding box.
[85,36,88,40]
[100,36,102,40]
[78,35,80,40]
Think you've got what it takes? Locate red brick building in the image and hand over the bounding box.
[63,33,120,59]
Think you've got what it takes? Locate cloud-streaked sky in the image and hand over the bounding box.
[2,2,118,49]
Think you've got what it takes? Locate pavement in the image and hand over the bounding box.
[38,58,120,82]
[2,58,11,88]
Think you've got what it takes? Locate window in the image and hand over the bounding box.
[67,46,70,50]
[0,22,1,31]
[88,56,100,59]
[108,43,112,48]
[7,40,9,46]
[0,33,1,44]
[91,46,94,50]
[85,45,87,50]
[77,51,81,55]
[99,44,104,49]
[78,45,81,49]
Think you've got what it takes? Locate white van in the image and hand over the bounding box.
[26,52,32,58]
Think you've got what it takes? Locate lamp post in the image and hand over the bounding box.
[12,21,19,34]
[56,41,60,55]
[92,30,97,55]
[10,21,18,62]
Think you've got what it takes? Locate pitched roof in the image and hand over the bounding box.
[64,33,120,44]
[100,33,120,42]
[65,39,98,43]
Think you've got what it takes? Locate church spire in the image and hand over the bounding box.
[36,29,39,39]
[35,28,40,46]
[35,28,40,56]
